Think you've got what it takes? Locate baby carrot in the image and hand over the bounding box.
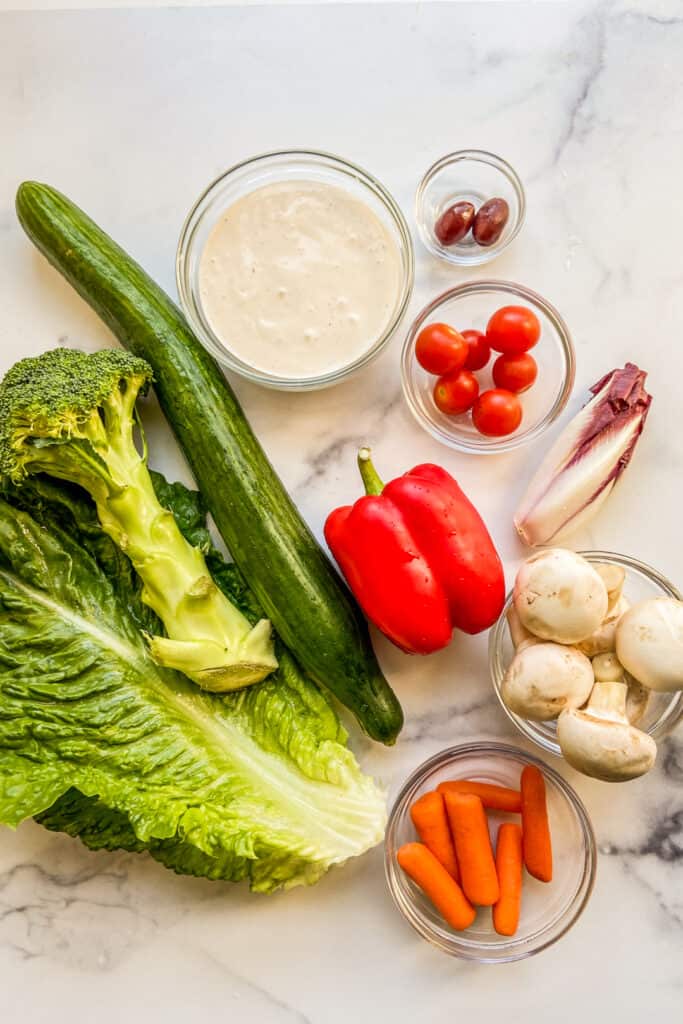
[410,791,459,881]
[521,765,553,882]
[493,823,523,936]
[437,779,522,814]
[444,792,499,906]
[397,843,476,931]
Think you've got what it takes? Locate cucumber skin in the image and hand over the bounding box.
[16,182,403,745]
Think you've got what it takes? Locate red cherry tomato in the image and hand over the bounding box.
[415,323,468,376]
[461,329,491,372]
[433,368,480,415]
[486,306,541,354]
[472,389,523,436]
[492,352,538,393]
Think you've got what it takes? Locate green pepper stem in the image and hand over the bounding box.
[357,447,385,496]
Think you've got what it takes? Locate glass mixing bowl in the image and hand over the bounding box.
[385,742,595,963]
[416,150,525,266]
[177,149,414,391]
[401,280,575,453]
[489,551,683,757]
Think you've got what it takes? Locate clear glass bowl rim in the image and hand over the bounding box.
[176,148,415,390]
[384,741,596,963]
[415,149,526,267]
[489,550,683,754]
[400,279,576,453]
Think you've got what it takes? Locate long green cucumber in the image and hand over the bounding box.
[16,182,403,744]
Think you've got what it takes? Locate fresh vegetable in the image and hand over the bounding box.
[472,388,522,437]
[616,598,683,692]
[15,182,402,744]
[472,197,510,246]
[434,202,475,247]
[513,549,608,644]
[493,823,523,936]
[520,766,552,883]
[492,352,538,393]
[501,642,594,721]
[486,306,540,354]
[433,368,479,415]
[437,780,522,814]
[514,364,652,547]
[397,843,476,931]
[462,329,491,371]
[324,448,505,652]
[557,680,657,782]
[444,792,499,906]
[416,322,468,375]
[0,347,277,692]
[577,596,630,658]
[0,477,386,892]
[410,791,459,880]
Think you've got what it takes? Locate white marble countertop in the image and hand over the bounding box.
[1,1,682,1019]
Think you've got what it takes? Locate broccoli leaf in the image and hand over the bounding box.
[0,485,385,891]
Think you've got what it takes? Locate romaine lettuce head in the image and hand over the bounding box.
[0,478,386,892]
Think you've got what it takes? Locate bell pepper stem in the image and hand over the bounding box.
[357,447,385,496]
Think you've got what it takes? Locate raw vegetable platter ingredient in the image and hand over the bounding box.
[498,549,683,781]
[0,473,385,891]
[386,744,596,958]
[415,304,542,438]
[398,766,552,936]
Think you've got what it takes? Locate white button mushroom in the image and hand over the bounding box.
[592,651,625,682]
[615,597,683,692]
[591,652,650,723]
[577,596,630,658]
[557,680,657,782]
[513,549,609,645]
[593,563,626,614]
[506,604,538,651]
[501,642,595,721]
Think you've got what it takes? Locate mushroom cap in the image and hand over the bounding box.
[577,596,630,657]
[557,707,657,781]
[616,597,683,692]
[513,548,609,644]
[592,651,625,682]
[501,642,595,721]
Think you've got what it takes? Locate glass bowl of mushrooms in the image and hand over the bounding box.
[489,549,683,780]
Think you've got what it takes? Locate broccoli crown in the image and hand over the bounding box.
[0,348,153,480]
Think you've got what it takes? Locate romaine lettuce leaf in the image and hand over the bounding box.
[0,483,386,892]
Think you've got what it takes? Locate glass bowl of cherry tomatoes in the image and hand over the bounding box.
[400,281,575,454]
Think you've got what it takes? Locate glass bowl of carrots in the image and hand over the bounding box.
[384,742,596,963]
[400,281,575,454]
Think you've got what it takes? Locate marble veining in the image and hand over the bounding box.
[1,1,682,1020]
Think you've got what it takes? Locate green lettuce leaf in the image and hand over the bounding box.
[0,484,386,892]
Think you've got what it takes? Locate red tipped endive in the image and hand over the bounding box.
[515,364,652,546]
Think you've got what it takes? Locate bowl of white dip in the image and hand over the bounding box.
[177,150,414,390]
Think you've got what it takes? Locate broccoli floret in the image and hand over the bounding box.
[0,348,277,690]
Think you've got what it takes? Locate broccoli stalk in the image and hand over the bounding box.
[0,348,277,690]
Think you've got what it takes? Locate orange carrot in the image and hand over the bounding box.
[410,791,459,881]
[437,779,522,814]
[492,823,523,936]
[521,765,553,882]
[397,843,475,931]
[444,792,499,906]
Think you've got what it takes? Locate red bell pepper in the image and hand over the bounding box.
[324,449,505,655]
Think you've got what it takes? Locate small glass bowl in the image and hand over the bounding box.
[385,743,595,963]
[489,551,683,758]
[416,150,525,266]
[401,280,575,454]
[176,149,414,391]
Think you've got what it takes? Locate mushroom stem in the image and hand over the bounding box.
[586,680,627,721]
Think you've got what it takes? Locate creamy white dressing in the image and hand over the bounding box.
[198,180,402,380]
